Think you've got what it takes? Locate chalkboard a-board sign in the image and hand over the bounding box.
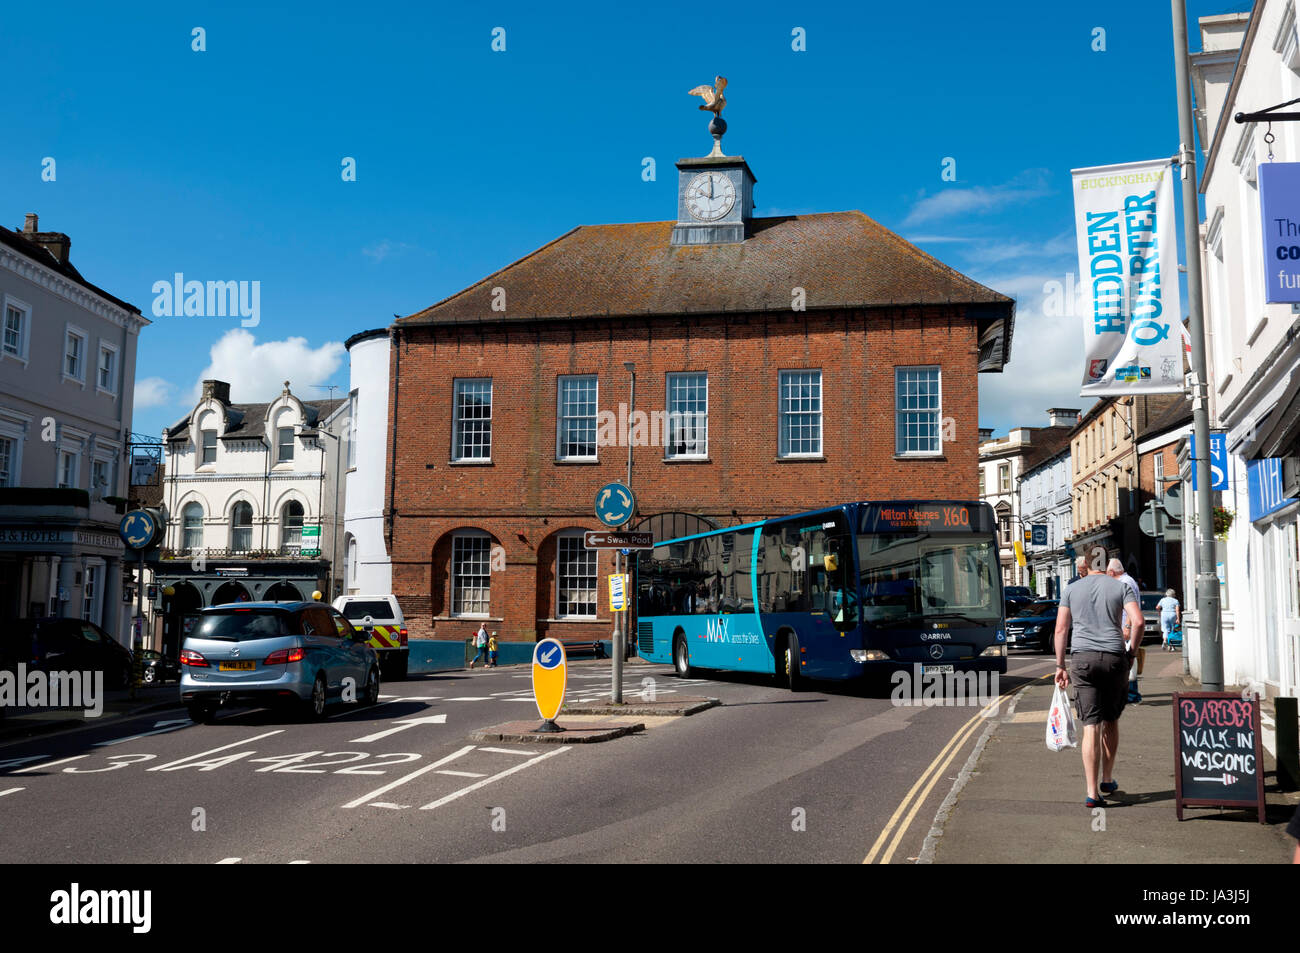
[1173,692,1266,823]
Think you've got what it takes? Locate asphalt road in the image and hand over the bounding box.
[0,654,1055,863]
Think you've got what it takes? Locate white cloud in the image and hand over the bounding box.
[903,175,1054,228]
[977,271,1097,434]
[362,239,416,263]
[133,376,175,408]
[189,330,346,404]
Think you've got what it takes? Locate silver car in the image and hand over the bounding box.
[180,601,380,722]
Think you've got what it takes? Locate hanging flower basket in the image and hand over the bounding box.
[1212,506,1234,539]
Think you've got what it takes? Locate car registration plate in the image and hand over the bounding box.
[219,661,255,671]
[922,664,954,675]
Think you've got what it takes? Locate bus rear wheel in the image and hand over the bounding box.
[673,634,694,678]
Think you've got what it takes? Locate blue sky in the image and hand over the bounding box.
[1,0,1252,440]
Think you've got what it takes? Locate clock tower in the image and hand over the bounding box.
[671,76,755,246]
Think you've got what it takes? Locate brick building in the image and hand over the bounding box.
[386,144,1015,643]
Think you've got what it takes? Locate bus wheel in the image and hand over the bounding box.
[673,634,694,678]
[783,635,804,692]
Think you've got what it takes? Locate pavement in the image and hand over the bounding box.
[927,649,1300,863]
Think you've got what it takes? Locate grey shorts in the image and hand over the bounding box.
[1069,651,1128,725]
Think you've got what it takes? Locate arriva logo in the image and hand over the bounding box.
[704,617,729,643]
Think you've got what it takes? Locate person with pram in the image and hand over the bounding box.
[1157,589,1181,649]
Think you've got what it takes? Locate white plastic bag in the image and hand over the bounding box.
[1045,684,1078,751]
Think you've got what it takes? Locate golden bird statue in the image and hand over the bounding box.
[688,76,727,117]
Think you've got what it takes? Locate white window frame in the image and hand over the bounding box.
[346,390,358,470]
[96,341,119,395]
[450,531,492,618]
[1,295,31,364]
[82,560,104,626]
[778,369,823,458]
[998,463,1010,493]
[666,372,708,459]
[230,501,254,553]
[556,531,598,619]
[280,500,304,552]
[63,324,88,385]
[894,366,943,456]
[556,375,598,462]
[181,502,204,551]
[200,429,218,466]
[58,449,80,489]
[90,456,111,499]
[0,408,29,488]
[452,378,493,462]
[277,427,295,464]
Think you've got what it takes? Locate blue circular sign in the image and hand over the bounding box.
[595,482,635,527]
[119,510,158,550]
[535,639,565,670]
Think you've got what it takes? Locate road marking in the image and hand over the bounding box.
[12,755,88,774]
[418,747,570,811]
[343,745,476,809]
[445,696,492,702]
[217,857,242,864]
[863,688,1016,865]
[0,787,24,798]
[96,719,191,746]
[148,730,284,772]
[435,770,487,778]
[328,696,441,719]
[350,713,447,743]
[289,860,310,864]
[371,802,408,810]
[479,747,538,756]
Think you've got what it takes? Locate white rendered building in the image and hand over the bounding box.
[342,329,392,595]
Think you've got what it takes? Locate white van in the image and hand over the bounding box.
[332,594,408,679]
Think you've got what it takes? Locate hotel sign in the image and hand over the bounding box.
[1260,163,1300,304]
[0,526,124,552]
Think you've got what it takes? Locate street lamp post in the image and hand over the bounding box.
[611,361,636,704]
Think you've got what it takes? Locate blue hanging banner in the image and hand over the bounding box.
[1259,162,1300,304]
[1247,457,1295,522]
[1190,431,1229,492]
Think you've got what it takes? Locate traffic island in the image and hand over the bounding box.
[469,719,646,744]
[561,695,720,717]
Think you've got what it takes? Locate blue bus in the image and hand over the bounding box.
[635,500,1006,688]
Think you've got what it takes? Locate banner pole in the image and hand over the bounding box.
[1171,0,1222,690]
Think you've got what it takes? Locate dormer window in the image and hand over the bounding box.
[277,427,295,462]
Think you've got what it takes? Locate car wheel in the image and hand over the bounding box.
[143,666,157,684]
[673,634,693,678]
[783,634,804,692]
[364,666,380,706]
[307,674,328,720]
[186,702,217,724]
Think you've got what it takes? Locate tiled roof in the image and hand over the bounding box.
[166,398,346,441]
[1138,393,1193,441]
[398,212,1014,360]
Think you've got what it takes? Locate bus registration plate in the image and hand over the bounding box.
[922,664,954,675]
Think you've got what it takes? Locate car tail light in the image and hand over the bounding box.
[399,628,408,646]
[180,649,209,667]
[264,647,306,665]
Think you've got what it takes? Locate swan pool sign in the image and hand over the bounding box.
[532,638,568,726]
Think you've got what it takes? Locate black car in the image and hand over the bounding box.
[1005,600,1061,653]
[4,618,134,689]
[137,649,181,684]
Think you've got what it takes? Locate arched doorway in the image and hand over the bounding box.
[212,581,251,606]
[264,581,301,603]
[161,581,202,659]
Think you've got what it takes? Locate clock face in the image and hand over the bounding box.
[685,171,736,222]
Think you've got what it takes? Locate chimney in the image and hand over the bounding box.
[978,427,994,442]
[202,380,232,405]
[21,213,73,265]
[1047,407,1082,428]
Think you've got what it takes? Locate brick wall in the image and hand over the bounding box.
[387,307,984,640]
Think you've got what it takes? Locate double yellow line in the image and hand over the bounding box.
[862,675,1049,864]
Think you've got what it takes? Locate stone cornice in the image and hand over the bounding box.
[0,243,148,333]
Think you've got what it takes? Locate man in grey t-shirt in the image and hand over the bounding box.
[1054,555,1142,807]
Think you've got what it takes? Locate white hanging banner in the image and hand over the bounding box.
[1071,159,1185,395]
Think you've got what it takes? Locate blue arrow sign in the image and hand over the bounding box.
[118,511,157,550]
[595,481,635,527]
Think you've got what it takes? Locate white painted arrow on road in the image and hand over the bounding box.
[351,713,447,743]
[96,719,192,746]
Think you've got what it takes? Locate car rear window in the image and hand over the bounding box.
[339,600,395,621]
[1141,594,1162,610]
[192,611,290,641]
